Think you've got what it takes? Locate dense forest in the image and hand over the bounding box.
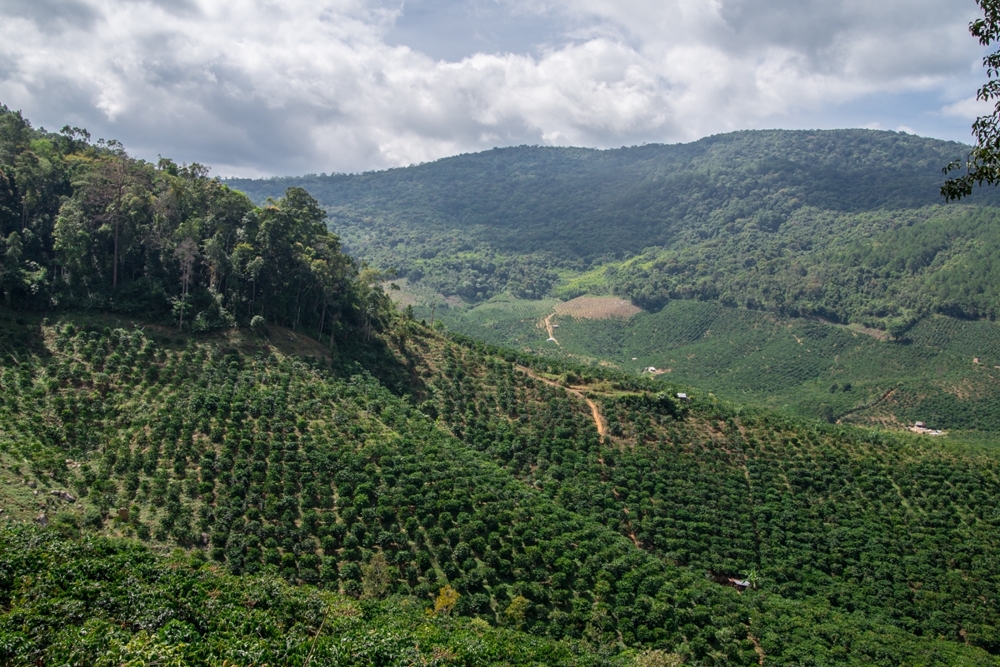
[226,130,992,263]
[606,205,1000,332]
[0,105,390,342]
[226,130,1000,331]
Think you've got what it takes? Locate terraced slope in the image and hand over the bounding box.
[421,298,1000,433]
[0,312,753,662]
[412,334,1000,655]
[2,309,1000,664]
[224,130,1000,436]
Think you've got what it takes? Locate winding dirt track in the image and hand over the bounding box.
[585,397,608,440]
[542,314,560,345]
[516,365,607,442]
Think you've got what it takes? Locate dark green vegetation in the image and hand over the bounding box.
[0,526,619,666]
[0,105,384,341]
[0,313,752,663]
[225,131,1000,432]
[1,308,1000,665]
[227,130,988,265]
[419,335,1000,656]
[6,107,1000,665]
[941,0,1000,201]
[608,204,1000,330]
[226,130,1000,331]
[428,298,1000,433]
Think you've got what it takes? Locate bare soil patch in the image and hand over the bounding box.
[542,313,560,345]
[553,296,641,320]
[847,323,891,341]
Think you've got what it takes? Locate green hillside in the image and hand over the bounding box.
[226,129,994,266]
[419,333,1000,655]
[223,130,1000,432]
[8,108,1000,665]
[225,130,1000,329]
[3,310,1000,665]
[418,297,1000,432]
[609,204,1000,328]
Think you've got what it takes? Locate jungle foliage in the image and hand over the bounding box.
[942,0,1000,200]
[0,106,388,341]
[606,205,1000,329]
[227,129,1000,332]
[5,109,1000,666]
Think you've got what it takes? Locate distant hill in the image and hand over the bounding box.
[6,112,1000,665]
[226,129,992,259]
[227,131,1000,432]
[226,130,1000,325]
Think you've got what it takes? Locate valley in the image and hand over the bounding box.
[414,295,1000,435]
[228,132,1000,436]
[4,106,1000,665]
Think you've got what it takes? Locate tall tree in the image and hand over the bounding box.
[78,143,150,288]
[0,107,386,340]
[174,237,199,330]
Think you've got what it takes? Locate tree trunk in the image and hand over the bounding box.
[113,219,119,289]
[293,283,303,331]
[318,301,326,344]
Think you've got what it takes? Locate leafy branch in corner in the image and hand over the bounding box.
[943,0,1000,200]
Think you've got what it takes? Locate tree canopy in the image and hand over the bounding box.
[942,0,1000,200]
[0,106,388,341]
[226,130,1000,333]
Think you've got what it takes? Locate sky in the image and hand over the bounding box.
[0,0,990,177]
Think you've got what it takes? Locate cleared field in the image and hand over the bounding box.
[552,295,642,320]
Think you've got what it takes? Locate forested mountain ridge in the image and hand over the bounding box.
[226,129,990,263]
[5,107,1000,665]
[225,129,1000,335]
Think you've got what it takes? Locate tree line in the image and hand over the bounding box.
[0,106,389,340]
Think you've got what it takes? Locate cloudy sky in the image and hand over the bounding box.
[0,0,989,176]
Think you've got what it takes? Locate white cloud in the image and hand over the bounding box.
[941,96,991,120]
[0,0,987,174]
